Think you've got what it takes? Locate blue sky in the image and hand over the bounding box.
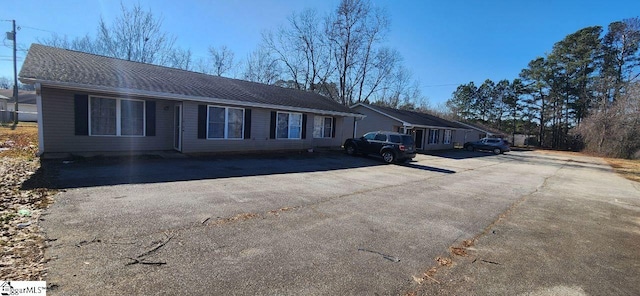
[1,0,639,107]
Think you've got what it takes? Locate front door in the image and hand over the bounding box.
[415,129,424,150]
[173,104,182,151]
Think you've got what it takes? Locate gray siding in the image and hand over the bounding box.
[352,106,458,151]
[41,87,354,154]
[352,105,402,136]
[310,115,353,148]
[180,102,352,153]
[453,129,483,145]
[423,128,455,150]
[41,87,173,153]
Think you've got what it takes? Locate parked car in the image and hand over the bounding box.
[463,138,510,154]
[343,131,416,163]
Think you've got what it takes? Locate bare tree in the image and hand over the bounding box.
[160,48,193,70]
[208,45,235,76]
[39,3,194,69]
[96,3,177,64]
[38,33,97,53]
[325,0,390,105]
[0,76,11,89]
[376,66,427,110]
[193,57,213,74]
[577,82,640,158]
[263,8,332,92]
[242,48,281,85]
[377,65,411,108]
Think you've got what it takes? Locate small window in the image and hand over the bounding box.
[374,133,387,141]
[444,130,452,144]
[428,129,440,144]
[401,135,415,145]
[363,132,376,140]
[276,112,302,139]
[313,116,333,138]
[389,135,401,143]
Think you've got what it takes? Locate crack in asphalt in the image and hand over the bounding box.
[404,159,567,294]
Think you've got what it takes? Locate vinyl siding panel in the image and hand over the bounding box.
[453,129,483,145]
[310,115,353,148]
[181,102,352,153]
[352,106,459,151]
[40,87,173,153]
[351,106,402,136]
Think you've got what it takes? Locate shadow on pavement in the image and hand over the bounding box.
[22,151,456,189]
[420,149,499,160]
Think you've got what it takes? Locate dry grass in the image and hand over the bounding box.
[0,124,39,160]
[605,158,640,183]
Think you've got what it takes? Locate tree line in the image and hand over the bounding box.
[39,0,428,110]
[446,18,640,158]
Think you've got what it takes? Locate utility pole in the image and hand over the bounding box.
[6,20,18,124]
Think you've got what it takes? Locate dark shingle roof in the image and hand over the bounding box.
[0,89,37,104]
[359,104,468,129]
[19,44,355,115]
[456,121,507,136]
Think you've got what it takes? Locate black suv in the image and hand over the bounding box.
[343,131,416,163]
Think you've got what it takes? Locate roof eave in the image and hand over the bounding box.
[405,124,470,130]
[351,103,468,129]
[22,78,365,118]
[454,121,492,133]
[350,103,410,126]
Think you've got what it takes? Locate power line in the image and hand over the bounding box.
[20,25,56,34]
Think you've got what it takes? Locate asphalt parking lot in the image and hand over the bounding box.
[38,150,640,295]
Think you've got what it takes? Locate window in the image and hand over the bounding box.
[389,135,401,143]
[428,129,440,144]
[444,130,452,144]
[363,132,376,140]
[313,116,333,138]
[89,96,144,136]
[374,133,387,141]
[276,112,302,139]
[207,106,244,139]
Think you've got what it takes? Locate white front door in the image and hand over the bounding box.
[173,104,182,151]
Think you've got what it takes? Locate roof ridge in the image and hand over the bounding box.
[21,44,356,114]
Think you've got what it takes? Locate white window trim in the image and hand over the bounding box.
[428,129,439,145]
[276,111,303,140]
[313,116,333,139]
[206,105,245,140]
[88,95,146,137]
[444,130,452,144]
